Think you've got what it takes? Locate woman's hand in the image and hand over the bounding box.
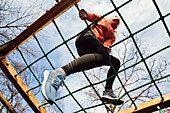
[79,9,87,20]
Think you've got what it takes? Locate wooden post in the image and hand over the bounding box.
[117,93,170,113]
[0,92,17,113]
[0,0,82,112]
[0,0,81,58]
[0,58,46,113]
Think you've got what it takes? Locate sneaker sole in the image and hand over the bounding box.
[41,70,54,104]
[101,97,124,105]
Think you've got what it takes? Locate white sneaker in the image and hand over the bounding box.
[101,90,124,105]
[41,70,65,104]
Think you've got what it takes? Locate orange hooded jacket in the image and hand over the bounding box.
[86,12,118,48]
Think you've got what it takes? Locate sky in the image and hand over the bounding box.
[4,0,170,112]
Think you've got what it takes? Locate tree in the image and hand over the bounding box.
[1,0,169,112]
[0,0,45,112]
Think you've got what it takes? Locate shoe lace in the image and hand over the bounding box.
[53,75,65,89]
[110,91,117,98]
[103,90,117,98]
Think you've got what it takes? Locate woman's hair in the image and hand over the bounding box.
[107,16,120,27]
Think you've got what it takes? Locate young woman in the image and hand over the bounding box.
[41,9,123,105]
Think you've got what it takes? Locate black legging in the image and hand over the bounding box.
[62,29,120,89]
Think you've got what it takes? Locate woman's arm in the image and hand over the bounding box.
[103,37,116,53]
[79,9,101,22]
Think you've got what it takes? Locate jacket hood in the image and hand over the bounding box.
[110,21,118,30]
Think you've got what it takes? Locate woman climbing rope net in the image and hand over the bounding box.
[41,9,124,105]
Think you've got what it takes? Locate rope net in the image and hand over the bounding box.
[2,0,170,112]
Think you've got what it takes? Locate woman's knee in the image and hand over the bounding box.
[110,56,121,68]
[103,54,111,64]
[115,58,120,67]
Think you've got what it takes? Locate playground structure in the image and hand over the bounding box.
[0,0,170,112]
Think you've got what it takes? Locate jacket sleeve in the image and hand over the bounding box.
[86,12,101,22]
[103,36,116,47]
